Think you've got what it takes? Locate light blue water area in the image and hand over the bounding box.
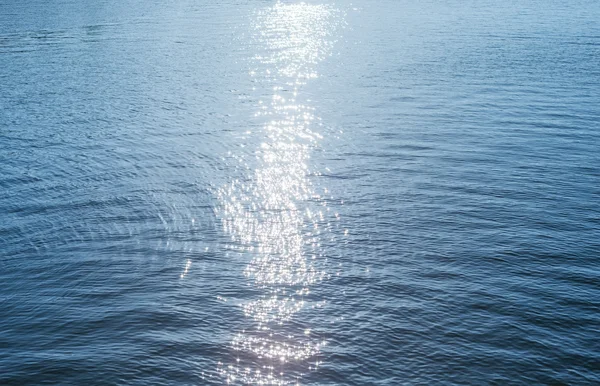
[1,0,599,384]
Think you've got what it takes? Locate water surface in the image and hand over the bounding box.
[1,0,599,384]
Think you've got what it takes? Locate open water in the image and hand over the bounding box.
[1,0,599,384]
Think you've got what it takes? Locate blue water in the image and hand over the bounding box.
[1,0,599,384]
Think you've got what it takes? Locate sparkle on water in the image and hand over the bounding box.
[215,3,343,384]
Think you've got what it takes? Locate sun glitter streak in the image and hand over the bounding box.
[216,3,343,385]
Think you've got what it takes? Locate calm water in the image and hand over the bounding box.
[1,0,599,384]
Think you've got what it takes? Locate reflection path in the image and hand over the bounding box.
[216,3,343,385]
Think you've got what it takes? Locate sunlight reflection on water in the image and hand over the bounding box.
[216,2,344,384]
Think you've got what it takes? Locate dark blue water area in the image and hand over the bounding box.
[1,0,600,385]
